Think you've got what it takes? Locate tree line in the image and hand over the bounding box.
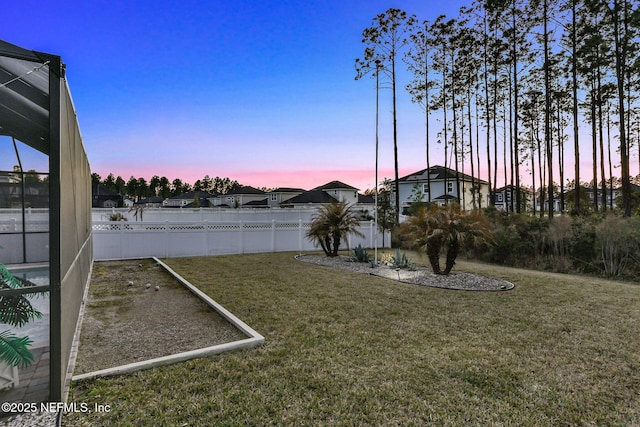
[356,0,640,217]
[91,173,243,201]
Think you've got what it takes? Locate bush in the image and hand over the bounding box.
[352,244,371,263]
[566,215,598,273]
[388,249,415,270]
[109,212,127,221]
[595,215,640,278]
[482,213,548,266]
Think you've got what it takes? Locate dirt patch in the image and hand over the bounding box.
[74,259,246,375]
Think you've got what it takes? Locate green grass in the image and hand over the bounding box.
[65,252,640,426]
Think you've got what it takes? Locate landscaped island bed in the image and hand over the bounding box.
[66,252,640,426]
[296,253,514,291]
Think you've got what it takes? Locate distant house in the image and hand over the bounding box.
[395,166,489,213]
[135,196,165,208]
[309,181,359,205]
[92,183,122,208]
[164,191,216,208]
[210,186,266,208]
[277,181,375,218]
[494,185,533,212]
[356,193,376,220]
[281,189,339,207]
[562,183,640,212]
[266,187,305,207]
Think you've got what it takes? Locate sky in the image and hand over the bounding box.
[3,1,636,193]
[1,0,477,192]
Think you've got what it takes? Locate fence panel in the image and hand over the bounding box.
[92,220,389,260]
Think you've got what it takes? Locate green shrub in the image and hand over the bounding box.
[352,244,371,263]
[595,215,640,278]
[566,216,598,273]
[388,249,415,270]
[482,213,548,266]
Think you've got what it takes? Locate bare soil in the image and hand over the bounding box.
[74,259,246,375]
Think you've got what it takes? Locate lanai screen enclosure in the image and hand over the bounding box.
[0,40,91,403]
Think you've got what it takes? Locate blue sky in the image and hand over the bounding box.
[4,0,474,191]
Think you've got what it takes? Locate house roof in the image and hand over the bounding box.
[433,194,459,200]
[398,166,488,185]
[244,198,269,206]
[270,187,305,193]
[170,191,216,200]
[226,186,265,195]
[284,190,339,204]
[358,193,375,204]
[136,196,164,205]
[311,181,359,191]
[0,40,61,155]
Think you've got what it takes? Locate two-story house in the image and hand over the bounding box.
[92,183,122,208]
[281,181,370,210]
[311,181,360,205]
[395,166,489,214]
[164,191,216,208]
[266,187,305,207]
[210,186,266,208]
[494,185,533,212]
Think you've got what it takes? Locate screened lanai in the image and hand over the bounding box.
[0,39,92,407]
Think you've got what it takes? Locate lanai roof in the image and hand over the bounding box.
[0,39,62,155]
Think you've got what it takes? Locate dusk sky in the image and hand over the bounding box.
[2,0,478,192]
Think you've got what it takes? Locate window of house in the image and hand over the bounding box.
[447,182,453,193]
[271,194,278,201]
[422,183,430,197]
[497,193,503,202]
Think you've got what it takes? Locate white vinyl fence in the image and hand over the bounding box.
[0,215,49,264]
[92,220,389,260]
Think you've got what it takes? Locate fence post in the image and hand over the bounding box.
[239,220,244,254]
[203,220,208,256]
[271,219,276,252]
[164,220,169,258]
[119,222,125,259]
[298,219,303,252]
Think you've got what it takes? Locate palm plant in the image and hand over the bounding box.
[306,201,364,257]
[0,264,42,368]
[399,204,493,275]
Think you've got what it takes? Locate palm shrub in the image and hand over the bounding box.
[306,200,364,257]
[399,204,493,275]
[0,264,42,368]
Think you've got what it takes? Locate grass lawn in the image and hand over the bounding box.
[66,251,640,426]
